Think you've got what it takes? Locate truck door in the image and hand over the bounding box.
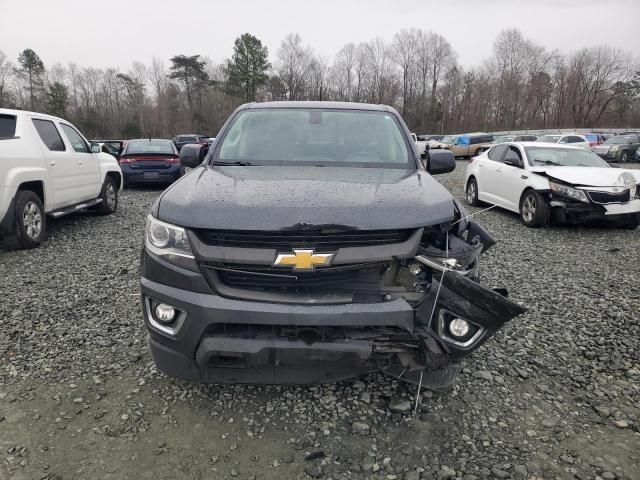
[59,123,101,201]
[31,117,76,209]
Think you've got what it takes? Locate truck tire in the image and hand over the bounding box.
[96,177,118,216]
[14,190,46,249]
[519,189,549,228]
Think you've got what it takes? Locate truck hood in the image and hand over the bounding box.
[530,166,640,187]
[157,166,456,230]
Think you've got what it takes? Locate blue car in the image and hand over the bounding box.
[119,139,183,187]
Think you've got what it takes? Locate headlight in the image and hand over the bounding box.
[145,215,198,271]
[618,172,637,200]
[549,181,589,202]
[610,146,619,153]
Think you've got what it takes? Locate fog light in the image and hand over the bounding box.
[155,303,176,323]
[448,318,470,338]
[408,262,422,275]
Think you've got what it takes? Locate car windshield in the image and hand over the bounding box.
[124,139,175,155]
[537,135,561,143]
[440,135,456,144]
[603,136,631,145]
[215,108,412,168]
[525,147,610,167]
[178,136,198,142]
[492,135,514,143]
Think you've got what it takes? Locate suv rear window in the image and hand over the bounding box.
[32,119,66,151]
[0,114,17,138]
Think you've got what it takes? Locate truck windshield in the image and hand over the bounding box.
[215,109,412,168]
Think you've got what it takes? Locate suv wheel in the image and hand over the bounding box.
[14,190,46,249]
[96,177,118,215]
[466,178,481,206]
[621,151,629,163]
[520,190,549,228]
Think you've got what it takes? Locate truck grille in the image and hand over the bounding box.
[195,228,413,251]
[204,264,386,302]
[586,189,631,204]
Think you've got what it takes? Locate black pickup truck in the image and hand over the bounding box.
[140,101,525,389]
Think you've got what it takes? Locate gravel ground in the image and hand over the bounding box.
[1,162,639,480]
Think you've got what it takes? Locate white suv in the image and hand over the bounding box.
[0,109,123,249]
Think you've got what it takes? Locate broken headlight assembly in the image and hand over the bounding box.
[145,214,198,271]
[549,181,589,202]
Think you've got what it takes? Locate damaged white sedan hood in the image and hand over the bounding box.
[530,166,640,187]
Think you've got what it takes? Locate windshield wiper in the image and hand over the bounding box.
[211,161,255,166]
[535,160,561,166]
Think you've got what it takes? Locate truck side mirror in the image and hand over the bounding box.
[180,143,205,168]
[426,149,456,174]
[90,142,101,153]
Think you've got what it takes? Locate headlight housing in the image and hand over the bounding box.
[610,146,619,153]
[618,172,637,200]
[145,215,198,271]
[549,181,589,203]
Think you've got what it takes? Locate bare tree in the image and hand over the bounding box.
[390,29,419,116]
[0,50,13,106]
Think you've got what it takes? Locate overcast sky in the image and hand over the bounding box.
[1,0,639,70]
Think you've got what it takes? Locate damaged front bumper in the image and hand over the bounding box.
[140,214,526,388]
[549,197,640,224]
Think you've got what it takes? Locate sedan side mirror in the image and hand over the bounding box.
[503,159,522,168]
[180,143,205,168]
[426,149,456,175]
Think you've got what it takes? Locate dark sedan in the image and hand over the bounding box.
[119,139,183,187]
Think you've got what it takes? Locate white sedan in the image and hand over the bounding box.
[536,134,591,150]
[464,142,640,228]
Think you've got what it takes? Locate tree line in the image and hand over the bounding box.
[0,29,638,139]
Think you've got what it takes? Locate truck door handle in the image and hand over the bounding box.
[496,168,502,173]
[521,175,528,179]
[49,161,56,167]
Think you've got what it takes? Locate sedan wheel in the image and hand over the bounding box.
[466,178,481,206]
[520,190,549,228]
[521,195,536,223]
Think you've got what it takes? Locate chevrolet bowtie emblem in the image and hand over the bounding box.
[273,249,335,270]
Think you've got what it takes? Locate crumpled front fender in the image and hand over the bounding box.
[416,271,526,356]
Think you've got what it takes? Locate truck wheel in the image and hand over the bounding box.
[519,190,549,228]
[14,190,46,249]
[466,178,481,206]
[96,177,118,215]
[621,152,629,163]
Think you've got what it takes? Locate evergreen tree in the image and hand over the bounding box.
[46,81,69,117]
[16,48,45,110]
[224,34,270,102]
